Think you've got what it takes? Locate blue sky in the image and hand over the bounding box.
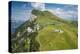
[11,1,78,21]
[45,3,78,20]
[11,1,32,21]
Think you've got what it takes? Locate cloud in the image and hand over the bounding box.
[31,2,45,11]
[12,3,33,21]
[12,8,32,21]
[47,8,78,20]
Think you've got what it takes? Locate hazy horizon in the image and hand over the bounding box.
[11,1,78,21]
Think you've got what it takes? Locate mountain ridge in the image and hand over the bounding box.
[11,9,78,52]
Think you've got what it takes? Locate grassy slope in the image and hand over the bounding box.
[33,10,78,51]
[12,10,78,52]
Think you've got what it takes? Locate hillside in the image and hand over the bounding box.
[11,9,78,52]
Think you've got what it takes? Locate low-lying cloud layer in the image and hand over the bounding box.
[12,2,78,21]
[47,8,78,20]
[31,2,78,21]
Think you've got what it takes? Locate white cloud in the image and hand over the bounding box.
[12,9,32,21]
[31,2,45,11]
[47,8,77,20]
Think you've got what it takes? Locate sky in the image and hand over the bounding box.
[11,1,78,21]
[45,3,78,20]
[11,1,32,21]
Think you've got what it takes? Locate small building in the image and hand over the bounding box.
[59,30,64,33]
[54,29,64,33]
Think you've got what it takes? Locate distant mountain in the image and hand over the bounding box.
[11,9,78,52]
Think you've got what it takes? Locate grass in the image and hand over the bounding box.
[12,10,78,52]
[36,25,77,51]
[35,19,78,51]
[33,10,78,51]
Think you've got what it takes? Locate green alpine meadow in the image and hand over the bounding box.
[9,1,78,53]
